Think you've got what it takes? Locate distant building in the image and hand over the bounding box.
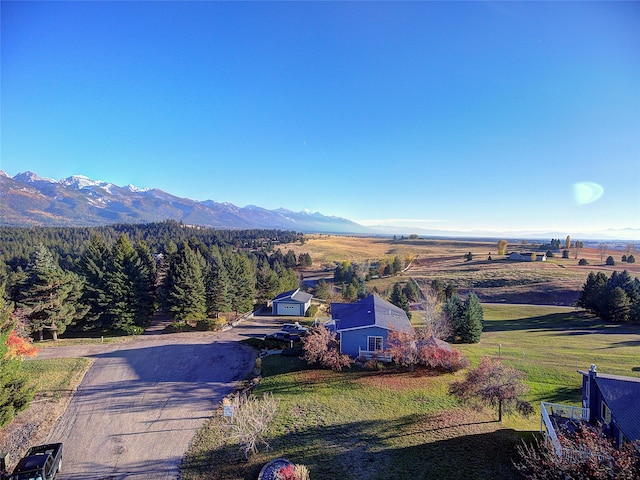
[509,251,547,262]
[271,288,313,316]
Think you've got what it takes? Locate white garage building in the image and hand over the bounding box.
[272,288,313,316]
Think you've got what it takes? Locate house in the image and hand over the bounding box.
[540,365,640,457]
[580,365,640,446]
[271,288,313,316]
[509,251,547,262]
[331,294,413,359]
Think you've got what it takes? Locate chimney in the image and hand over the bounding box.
[589,364,597,377]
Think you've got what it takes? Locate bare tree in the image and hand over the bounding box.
[599,243,608,261]
[227,392,279,459]
[414,283,453,340]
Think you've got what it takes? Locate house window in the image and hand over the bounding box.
[368,336,383,352]
[601,402,611,424]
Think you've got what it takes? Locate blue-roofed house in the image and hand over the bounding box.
[540,365,640,457]
[580,365,640,447]
[331,294,413,360]
[271,288,313,316]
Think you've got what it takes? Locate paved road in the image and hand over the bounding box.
[37,315,283,480]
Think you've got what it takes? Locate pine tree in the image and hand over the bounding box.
[444,293,464,341]
[255,264,280,304]
[459,293,483,343]
[206,259,232,318]
[390,283,411,319]
[77,235,112,331]
[0,285,35,427]
[165,242,207,321]
[18,245,87,340]
[225,253,256,314]
[607,287,631,323]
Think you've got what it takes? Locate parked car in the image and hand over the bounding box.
[280,323,308,335]
[264,331,301,342]
[9,443,62,480]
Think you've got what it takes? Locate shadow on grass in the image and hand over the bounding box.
[182,413,531,480]
[528,386,582,404]
[484,311,640,335]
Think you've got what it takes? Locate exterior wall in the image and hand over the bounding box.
[339,326,389,357]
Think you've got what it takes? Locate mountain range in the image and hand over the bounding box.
[1,170,638,240]
[0,170,370,233]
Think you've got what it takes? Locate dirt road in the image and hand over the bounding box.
[35,315,282,480]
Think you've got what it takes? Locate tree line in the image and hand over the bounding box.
[577,270,640,323]
[1,224,311,340]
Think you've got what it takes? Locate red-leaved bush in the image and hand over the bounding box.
[5,329,38,358]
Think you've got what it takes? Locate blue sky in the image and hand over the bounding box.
[2,1,639,236]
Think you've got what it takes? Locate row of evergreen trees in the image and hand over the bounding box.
[2,225,309,340]
[577,270,640,323]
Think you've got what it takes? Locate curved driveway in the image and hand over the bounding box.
[37,316,281,480]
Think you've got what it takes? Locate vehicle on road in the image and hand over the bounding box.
[9,443,62,480]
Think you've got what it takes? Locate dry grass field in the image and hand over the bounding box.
[285,235,640,306]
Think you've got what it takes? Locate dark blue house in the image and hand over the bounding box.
[331,294,413,359]
[580,365,640,446]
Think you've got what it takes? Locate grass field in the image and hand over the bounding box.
[290,236,640,307]
[181,305,640,480]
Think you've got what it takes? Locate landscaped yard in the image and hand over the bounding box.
[181,305,640,480]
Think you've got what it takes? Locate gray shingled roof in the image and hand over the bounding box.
[595,374,640,442]
[331,294,413,333]
[273,288,313,303]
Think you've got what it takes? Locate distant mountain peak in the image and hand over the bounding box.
[13,171,56,184]
[1,169,370,234]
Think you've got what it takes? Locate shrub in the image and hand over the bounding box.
[628,254,636,264]
[301,326,352,371]
[164,321,192,333]
[195,318,220,331]
[578,258,588,266]
[305,304,319,318]
[227,392,279,459]
[606,256,615,266]
[417,344,469,372]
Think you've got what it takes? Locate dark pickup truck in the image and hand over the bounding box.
[8,443,62,480]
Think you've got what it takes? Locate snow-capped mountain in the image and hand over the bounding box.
[0,170,369,233]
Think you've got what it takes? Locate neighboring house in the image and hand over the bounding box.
[509,251,547,262]
[540,365,640,457]
[331,294,413,359]
[271,288,313,316]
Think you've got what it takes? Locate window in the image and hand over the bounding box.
[601,402,611,424]
[368,336,383,351]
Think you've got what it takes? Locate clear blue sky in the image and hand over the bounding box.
[2,1,639,236]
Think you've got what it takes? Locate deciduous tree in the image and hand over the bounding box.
[497,240,508,255]
[301,326,352,371]
[448,357,533,422]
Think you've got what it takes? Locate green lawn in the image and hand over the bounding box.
[181,305,640,480]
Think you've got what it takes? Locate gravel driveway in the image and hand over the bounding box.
[32,315,282,480]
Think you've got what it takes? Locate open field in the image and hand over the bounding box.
[289,236,640,306]
[181,305,640,480]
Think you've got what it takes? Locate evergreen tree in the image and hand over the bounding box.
[392,255,403,274]
[459,293,483,343]
[225,253,256,314]
[165,242,207,321]
[76,235,112,330]
[315,279,330,300]
[255,264,279,305]
[18,245,87,340]
[206,259,232,318]
[390,282,411,319]
[443,293,464,341]
[0,286,35,427]
[607,287,631,323]
[403,280,420,302]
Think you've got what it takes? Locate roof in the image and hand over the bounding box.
[273,288,313,303]
[594,374,640,442]
[331,294,413,333]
